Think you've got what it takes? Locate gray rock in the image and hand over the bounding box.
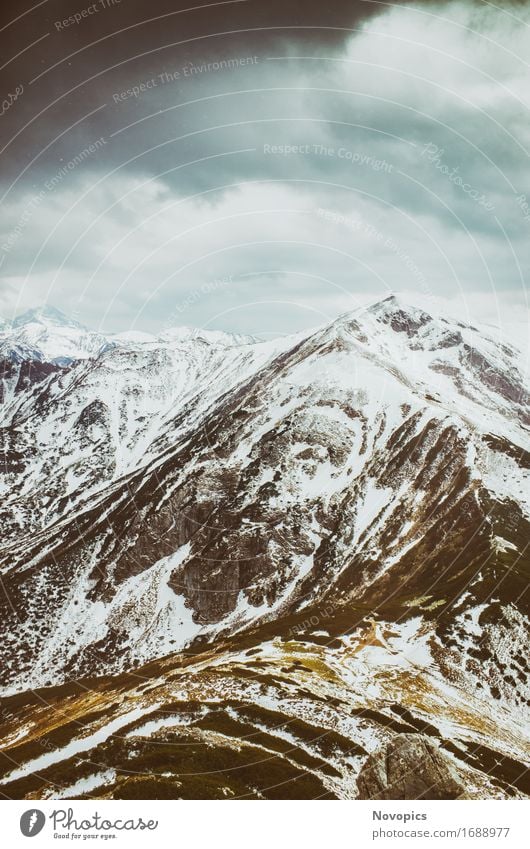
[357,734,467,800]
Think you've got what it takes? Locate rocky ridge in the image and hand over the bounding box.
[0,295,528,799]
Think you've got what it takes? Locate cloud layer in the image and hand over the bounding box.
[0,0,528,355]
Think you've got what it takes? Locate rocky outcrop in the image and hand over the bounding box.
[357,734,467,800]
[0,298,528,801]
[1,298,529,696]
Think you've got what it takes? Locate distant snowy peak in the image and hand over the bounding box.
[158,326,258,347]
[0,306,262,364]
[11,305,87,331]
[1,323,108,365]
[0,305,100,365]
[72,326,258,351]
[109,330,158,346]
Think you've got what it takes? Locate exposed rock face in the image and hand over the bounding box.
[357,734,467,800]
[0,296,528,801]
[1,295,528,697]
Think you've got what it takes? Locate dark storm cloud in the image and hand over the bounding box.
[0,0,528,345]
[0,0,386,183]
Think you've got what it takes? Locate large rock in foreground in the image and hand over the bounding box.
[357,734,467,800]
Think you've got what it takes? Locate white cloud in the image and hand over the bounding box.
[0,0,528,338]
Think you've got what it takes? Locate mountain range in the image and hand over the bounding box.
[0,296,528,800]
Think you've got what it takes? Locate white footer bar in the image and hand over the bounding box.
[3,799,528,848]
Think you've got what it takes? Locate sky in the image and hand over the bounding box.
[0,0,529,352]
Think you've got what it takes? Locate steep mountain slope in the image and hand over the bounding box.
[0,330,285,544]
[0,306,259,367]
[0,296,528,799]
[0,306,109,364]
[0,608,527,800]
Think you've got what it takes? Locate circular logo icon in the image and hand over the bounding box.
[20,809,46,837]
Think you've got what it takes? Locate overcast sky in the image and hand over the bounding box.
[0,0,529,351]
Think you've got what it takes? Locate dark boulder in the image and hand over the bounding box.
[357,734,467,800]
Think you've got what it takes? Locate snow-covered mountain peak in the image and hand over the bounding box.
[329,294,522,370]
[293,296,529,444]
[0,307,263,365]
[1,292,529,804]
[11,305,86,331]
[316,294,436,347]
[365,293,432,329]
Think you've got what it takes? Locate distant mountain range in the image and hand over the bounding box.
[0,304,257,366]
[0,295,528,800]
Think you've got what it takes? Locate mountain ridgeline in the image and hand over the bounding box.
[0,296,528,800]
